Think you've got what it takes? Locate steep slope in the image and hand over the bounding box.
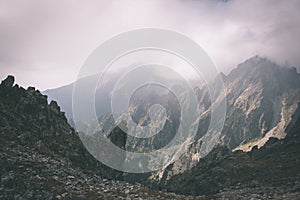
[223,56,300,150]
[163,103,300,197]
[40,56,300,198]
[44,74,113,123]
[155,56,300,181]
[0,75,120,198]
[195,56,300,150]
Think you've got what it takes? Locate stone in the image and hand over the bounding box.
[1,75,14,87]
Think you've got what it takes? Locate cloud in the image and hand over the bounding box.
[0,0,300,89]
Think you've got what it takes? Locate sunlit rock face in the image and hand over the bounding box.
[194,56,300,151]
[223,56,300,151]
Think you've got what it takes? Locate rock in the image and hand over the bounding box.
[1,75,14,87]
[27,86,35,91]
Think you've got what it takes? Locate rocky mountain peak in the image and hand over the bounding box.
[227,56,300,88]
[221,57,300,149]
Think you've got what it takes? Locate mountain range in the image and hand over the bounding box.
[0,75,199,199]
[1,56,299,199]
[44,55,300,177]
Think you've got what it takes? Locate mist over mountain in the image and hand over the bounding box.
[44,56,300,152]
[1,0,300,198]
[153,56,300,196]
[43,68,201,128]
[1,56,300,199]
[118,56,300,197]
[42,56,300,196]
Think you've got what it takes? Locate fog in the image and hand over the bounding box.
[0,0,300,90]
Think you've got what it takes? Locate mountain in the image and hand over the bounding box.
[0,75,197,199]
[151,56,300,184]
[44,74,112,123]
[0,75,120,198]
[36,56,300,198]
[43,69,196,125]
[223,56,300,150]
[163,105,300,197]
[119,56,300,199]
[197,55,300,150]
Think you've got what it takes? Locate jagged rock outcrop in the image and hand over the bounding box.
[0,76,127,198]
[0,75,122,174]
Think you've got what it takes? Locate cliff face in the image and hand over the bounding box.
[194,56,300,150]
[222,56,300,150]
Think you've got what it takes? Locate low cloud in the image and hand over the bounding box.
[0,0,300,89]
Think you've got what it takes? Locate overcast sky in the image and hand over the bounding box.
[1,0,300,90]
